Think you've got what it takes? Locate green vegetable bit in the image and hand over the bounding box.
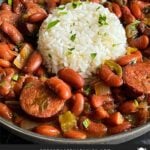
[8,0,12,6]
[12,74,19,81]
[84,86,91,95]
[134,100,139,107]
[58,5,65,10]
[98,14,108,26]
[47,20,60,30]
[70,34,76,42]
[104,60,122,76]
[83,118,90,129]
[72,1,82,9]
[59,12,68,15]
[59,111,77,132]
[90,53,97,60]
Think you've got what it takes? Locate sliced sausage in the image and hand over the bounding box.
[123,62,150,95]
[20,78,65,118]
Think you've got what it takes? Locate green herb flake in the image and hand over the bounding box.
[112,43,120,47]
[70,34,76,42]
[47,20,60,30]
[59,11,68,15]
[8,0,12,6]
[83,118,90,129]
[90,53,97,59]
[12,74,19,81]
[72,1,82,9]
[98,14,108,26]
[68,47,75,51]
[84,86,91,95]
[96,6,100,11]
[58,5,65,10]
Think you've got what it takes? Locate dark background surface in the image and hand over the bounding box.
[0,126,150,144]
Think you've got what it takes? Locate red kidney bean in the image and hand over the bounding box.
[47,0,60,11]
[58,68,85,89]
[99,65,123,87]
[35,124,60,137]
[64,129,87,139]
[95,106,109,120]
[91,95,112,108]
[86,120,107,137]
[130,2,143,19]
[0,42,16,61]
[119,101,138,114]
[108,112,124,126]
[27,13,47,23]
[24,51,42,74]
[112,2,122,18]
[4,67,15,81]
[71,93,84,116]
[0,59,11,68]
[129,35,149,50]
[136,109,149,125]
[13,76,26,95]
[0,2,11,11]
[0,102,13,120]
[108,121,131,134]
[13,0,23,15]
[137,1,150,10]
[0,22,24,44]
[117,50,143,66]
[34,66,46,77]
[46,76,72,100]
[0,79,11,96]
[121,6,136,25]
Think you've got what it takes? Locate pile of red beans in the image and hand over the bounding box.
[0,0,149,139]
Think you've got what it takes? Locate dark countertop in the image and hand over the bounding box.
[0,126,150,144]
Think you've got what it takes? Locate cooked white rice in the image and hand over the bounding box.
[38,2,127,77]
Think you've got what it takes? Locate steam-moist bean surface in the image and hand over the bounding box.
[38,2,127,77]
[0,0,149,141]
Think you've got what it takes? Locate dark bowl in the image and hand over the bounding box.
[0,0,150,144]
[0,116,150,144]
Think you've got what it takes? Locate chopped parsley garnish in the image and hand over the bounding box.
[70,34,76,42]
[68,47,75,51]
[58,5,65,10]
[12,74,19,81]
[83,118,90,129]
[47,20,60,30]
[84,86,91,95]
[98,14,108,26]
[96,6,100,11]
[72,1,82,9]
[8,0,12,6]
[112,43,120,47]
[59,11,68,15]
[90,53,97,59]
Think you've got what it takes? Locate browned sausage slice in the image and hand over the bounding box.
[20,78,65,118]
[123,62,150,95]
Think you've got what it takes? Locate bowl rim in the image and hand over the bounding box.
[0,116,150,144]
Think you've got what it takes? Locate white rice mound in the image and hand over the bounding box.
[38,2,127,77]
